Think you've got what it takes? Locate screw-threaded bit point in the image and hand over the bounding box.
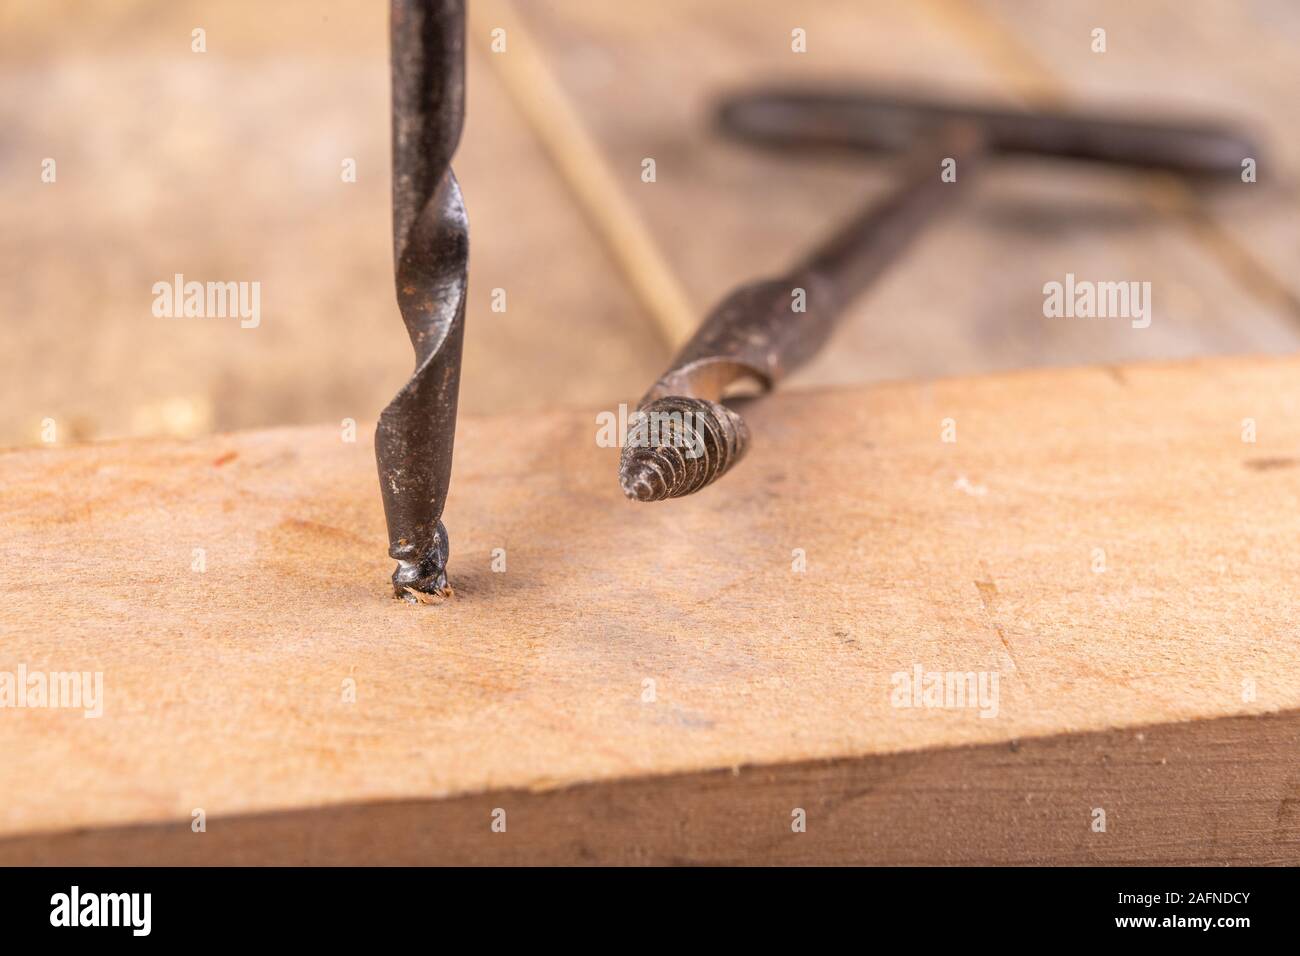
[619,397,749,501]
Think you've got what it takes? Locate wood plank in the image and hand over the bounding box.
[512,0,1300,389]
[5,712,1297,865]
[0,0,664,446]
[3,354,1300,863]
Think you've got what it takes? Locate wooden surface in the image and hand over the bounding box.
[971,0,1300,313]
[3,1,1300,445]
[514,0,1300,389]
[3,354,1299,864]
[0,0,665,443]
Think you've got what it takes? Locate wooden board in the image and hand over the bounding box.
[3,354,1300,864]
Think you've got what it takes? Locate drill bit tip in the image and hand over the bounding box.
[619,397,749,502]
[390,519,450,600]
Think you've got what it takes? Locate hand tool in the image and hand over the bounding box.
[620,123,985,502]
[376,0,467,600]
[619,91,1258,502]
[717,89,1255,176]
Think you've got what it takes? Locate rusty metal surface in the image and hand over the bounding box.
[621,91,1259,502]
[376,0,467,600]
[619,122,985,503]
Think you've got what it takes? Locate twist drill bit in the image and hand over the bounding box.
[620,125,987,503]
[621,91,1261,502]
[376,0,467,600]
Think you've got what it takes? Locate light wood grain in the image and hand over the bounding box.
[3,355,1299,863]
[6,712,1297,865]
[471,0,698,347]
[0,0,665,445]
[4,0,1298,449]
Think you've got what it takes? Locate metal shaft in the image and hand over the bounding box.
[376,0,467,600]
[718,89,1258,175]
[620,87,1259,503]
[619,124,986,502]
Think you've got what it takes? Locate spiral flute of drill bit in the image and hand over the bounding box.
[376,0,467,600]
[620,126,985,502]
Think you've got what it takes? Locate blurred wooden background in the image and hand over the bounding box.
[1,0,1297,446]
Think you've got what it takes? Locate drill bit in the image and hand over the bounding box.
[620,124,986,502]
[376,0,467,600]
[620,90,1260,503]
